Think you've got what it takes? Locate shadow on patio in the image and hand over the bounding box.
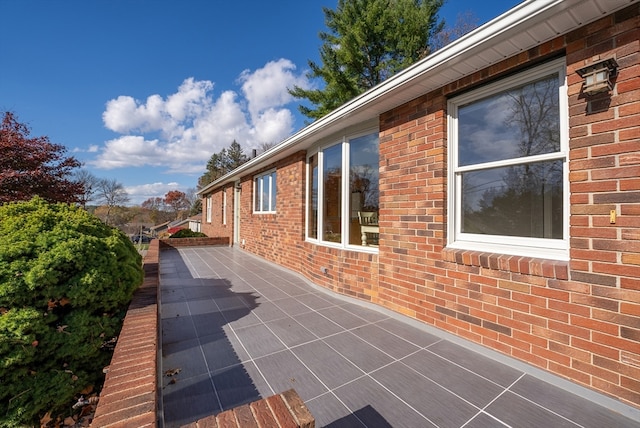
[159,246,640,428]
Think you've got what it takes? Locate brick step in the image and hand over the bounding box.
[181,389,314,428]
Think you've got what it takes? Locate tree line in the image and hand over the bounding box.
[1,111,199,230]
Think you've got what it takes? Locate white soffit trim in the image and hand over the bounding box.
[198,0,637,195]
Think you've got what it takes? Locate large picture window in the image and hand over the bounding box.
[307,130,379,249]
[308,155,318,239]
[254,170,276,213]
[448,59,569,259]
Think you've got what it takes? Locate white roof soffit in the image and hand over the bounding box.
[199,0,636,195]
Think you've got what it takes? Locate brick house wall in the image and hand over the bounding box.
[376,5,639,408]
[201,186,233,244]
[198,4,639,409]
[240,152,307,273]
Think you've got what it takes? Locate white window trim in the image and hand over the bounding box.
[206,195,212,223]
[253,169,277,214]
[305,128,379,254]
[222,189,227,225]
[447,58,570,261]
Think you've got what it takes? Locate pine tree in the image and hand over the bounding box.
[198,140,248,187]
[289,0,444,120]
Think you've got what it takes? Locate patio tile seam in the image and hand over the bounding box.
[331,370,442,427]
[419,343,524,392]
[466,411,510,428]
[500,379,588,428]
[393,352,496,416]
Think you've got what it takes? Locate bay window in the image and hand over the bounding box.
[307,130,379,249]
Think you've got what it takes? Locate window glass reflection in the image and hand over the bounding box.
[461,160,563,239]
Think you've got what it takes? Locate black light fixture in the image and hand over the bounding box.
[576,57,618,96]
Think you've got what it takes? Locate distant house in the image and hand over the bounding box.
[166,215,202,235]
[150,221,171,237]
[187,214,202,233]
[199,0,640,411]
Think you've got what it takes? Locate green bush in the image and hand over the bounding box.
[169,229,207,238]
[0,197,143,427]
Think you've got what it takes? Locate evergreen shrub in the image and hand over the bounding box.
[169,229,207,238]
[0,197,143,427]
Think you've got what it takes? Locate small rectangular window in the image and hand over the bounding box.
[206,195,212,223]
[222,190,227,225]
[254,170,276,213]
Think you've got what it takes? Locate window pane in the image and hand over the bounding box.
[308,156,318,239]
[349,133,379,246]
[270,171,277,211]
[323,144,342,242]
[458,74,560,166]
[261,176,269,212]
[254,178,259,211]
[461,160,563,239]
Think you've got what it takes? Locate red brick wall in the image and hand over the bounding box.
[159,237,229,249]
[376,5,640,408]
[240,151,308,273]
[226,151,381,303]
[197,5,639,409]
[200,187,234,243]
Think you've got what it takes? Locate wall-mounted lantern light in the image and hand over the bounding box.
[576,58,618,96]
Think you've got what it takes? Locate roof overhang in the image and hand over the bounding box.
[198,0,637,196]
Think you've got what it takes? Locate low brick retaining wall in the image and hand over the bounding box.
[92,238,313,427]
[159,236,230,249]
[91,239,160,427]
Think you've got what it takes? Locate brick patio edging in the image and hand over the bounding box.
[159,236,230,249]
[91,239,160,428]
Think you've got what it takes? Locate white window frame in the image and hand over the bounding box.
[206,195,212,223]
[447,58,569,260]
[253,169,277,214]
[305,127,379,253]
[222,189,227,225]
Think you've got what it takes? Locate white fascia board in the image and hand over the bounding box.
[198,0,636,197]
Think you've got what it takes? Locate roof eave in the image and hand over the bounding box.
[198,0,636,197]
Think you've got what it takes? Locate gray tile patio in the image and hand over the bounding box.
[158,246,640,428]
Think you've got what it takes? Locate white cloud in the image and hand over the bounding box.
[239,58,308,121]
[72,144,100,153]
[124,182,184,205]
[93,59,309,173]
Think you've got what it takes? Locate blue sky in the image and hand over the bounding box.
[1,0,521,205]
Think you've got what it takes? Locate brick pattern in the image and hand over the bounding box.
[201,187,234,244]
[240,152,307,273]
[159,237,230,249]
[200,153,309,275]
[91,240,160,428]
[181,389,314,428]
[195,5,640,410]
[375,5,640,408]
